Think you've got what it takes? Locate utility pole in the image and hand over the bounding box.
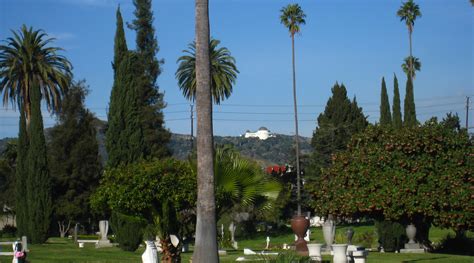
[466,96,470,130]
[190,104,194,151]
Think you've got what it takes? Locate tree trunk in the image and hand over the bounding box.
[193,0,219,262]
[291,34,301,216]
[58,220,71,238]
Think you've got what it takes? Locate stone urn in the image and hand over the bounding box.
[332,244,348,263]
[291,215,310,256]
[307,243,323,261]
[142,240,159,263]
[406,224,416,244]
[322,217,336,250]
[99,220,109,241]
[346,228,354,245]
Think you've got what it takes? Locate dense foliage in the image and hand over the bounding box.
[48,81,102,236]
[311,120,473,235]
[375,220,405,252]
[0,140,16,213]
[110,211,147,252]
[308,82,368,181]
[129,0,170,159]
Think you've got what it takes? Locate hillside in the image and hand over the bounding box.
[1,123,312,166]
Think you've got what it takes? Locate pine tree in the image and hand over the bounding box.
[26,83,52,244]
[404,76,417,127]
[392,74,402,129]
[15,106,29,236]
[129,0,170,159]
[308,83,368,181]
[49,81,102,236]
[380,77,392,126]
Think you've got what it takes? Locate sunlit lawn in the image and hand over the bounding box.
[1,226,472,263]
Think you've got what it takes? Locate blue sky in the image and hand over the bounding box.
[0,0,473,138]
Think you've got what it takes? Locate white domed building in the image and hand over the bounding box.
[243,127,275,140]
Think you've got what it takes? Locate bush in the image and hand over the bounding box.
[435,234,474,256]
[375,220,405,252]
[1,224,17,238]
[110,212,147,251]
[354,230,376,249]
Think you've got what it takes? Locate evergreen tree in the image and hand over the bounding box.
[26,83,52,244]
[107,51,146,167]
[15,107,29,236]
[308,83,368,181]
[48,80,102,237]
[129,0,170,159]
[404,76,417,127]
[392,74,402,129]
[380,77,392,126]
[113,6,128,74]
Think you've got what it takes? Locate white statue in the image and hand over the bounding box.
[142,240,159,263]
[265,236,270,249]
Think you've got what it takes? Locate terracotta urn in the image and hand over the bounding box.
[291,215,310,256]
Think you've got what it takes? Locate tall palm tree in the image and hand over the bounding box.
[193,0,219,261]
[402,56,421,79]
[397,0,421,79]
[0,25,72,127]
[176,38,239,105]
[280,3,306,216]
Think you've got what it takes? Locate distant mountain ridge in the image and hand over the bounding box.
[0,121,312,166]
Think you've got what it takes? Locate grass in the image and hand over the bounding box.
[0,225,472,263]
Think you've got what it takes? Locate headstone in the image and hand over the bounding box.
[244,248,257,255]
[96,220,112,248]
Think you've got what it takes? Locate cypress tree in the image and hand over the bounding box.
[106,7,130,167]
[392,74,402,129]
[49,81,102,233]
[113,6,128,74]
[15,106,29,236]
[380,77,392,126]
[404,76,417,127]
[26,84,52,244]
[129,0,171,159]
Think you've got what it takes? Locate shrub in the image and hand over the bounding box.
[1,224,17,238]
[435,234,474,256]
[354,230,376,249]
[110,212,146,251]
[375,220,405,252]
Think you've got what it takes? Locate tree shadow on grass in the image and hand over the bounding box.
[401,256,448,263]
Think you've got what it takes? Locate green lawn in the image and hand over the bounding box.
[0,226,472,263]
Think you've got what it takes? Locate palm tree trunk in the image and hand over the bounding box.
[409,29,413,80]
[291,33,301,216]
[193,0,219,262]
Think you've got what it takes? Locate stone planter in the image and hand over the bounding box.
[332,244,348,263]
[307,243,323,261]
[322,217,335,250]
[406,224,416,244]
[291,215,309,256]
